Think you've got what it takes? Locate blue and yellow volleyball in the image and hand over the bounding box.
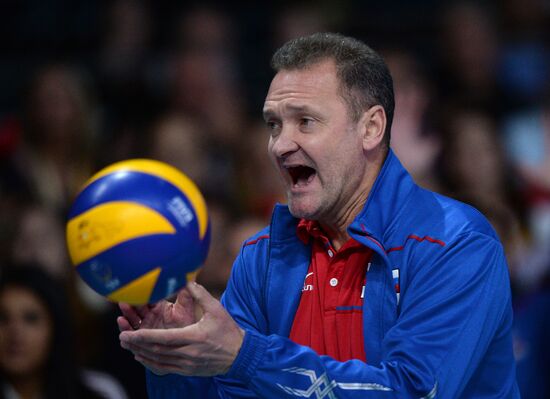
[66,159,210,305]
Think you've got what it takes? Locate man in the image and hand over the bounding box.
[118,33,519,398]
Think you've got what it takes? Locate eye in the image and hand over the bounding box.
[266,120,282,134]
[300,118,315,129]
[22,310,42,325]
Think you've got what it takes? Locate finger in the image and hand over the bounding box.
[121,340,186,363]
[134,354,183,375]
[135,304,153,319]
[117,316,133,332]
[119,303,143,330]
[186,282,219,314]
[173,287,197,324]
[120,325,202,347]
[119,302,138,318]
[135,350,208,377]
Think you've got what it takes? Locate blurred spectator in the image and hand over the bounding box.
[6,64,98,215]
[385,50,441,191]
[197,202,267,298]
[235,119,285,219]
[5,200,109,315]
[99,0,151,87]
[272,3,332,47]
[436,1,509,117]
[169,6,245,145]
[11,204,68,279]
[503,90,550,244]
[0,265,127,399]
[439,110,521,210]
[148,114,208,189]
[175,4,237,53]
[498,0,550,108]
[226,216,267,261]
[2,202,147,398]
[95,0,156,165]
[155,6,246,205]
[169,48,244,143]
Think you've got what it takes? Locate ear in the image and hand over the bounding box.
[359,105,387,151]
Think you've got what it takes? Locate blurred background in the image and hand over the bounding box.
[0,0,549,398]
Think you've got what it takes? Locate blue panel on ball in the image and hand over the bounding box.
[76,235,186,295]
[149,222,211,302]
[149,263,189,303]
[69,171,179,215]
[68,171,201,243]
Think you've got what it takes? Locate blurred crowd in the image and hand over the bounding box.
[0,1,549,398]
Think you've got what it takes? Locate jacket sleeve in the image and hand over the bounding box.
[146,371,221,398]
[216,231,517,398]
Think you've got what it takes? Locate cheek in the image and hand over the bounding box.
[267,150,277,168]
[323,144,363,177]
[20,321,53,370]
[267,143,287,180]
[30,323,53,360]
[267,140,276,164]
[0,324,52,374]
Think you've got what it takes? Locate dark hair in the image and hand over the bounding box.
[0,265,100,399]
[271,32,395,145]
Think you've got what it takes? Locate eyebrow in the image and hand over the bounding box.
[262,109,276,122]
[262,104,315,121]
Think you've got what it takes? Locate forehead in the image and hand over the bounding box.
[264,60,341,106]
[0,286,45,310]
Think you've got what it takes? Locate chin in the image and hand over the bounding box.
[287,199,320,221]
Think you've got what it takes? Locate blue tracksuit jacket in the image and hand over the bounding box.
[147,150,520,398]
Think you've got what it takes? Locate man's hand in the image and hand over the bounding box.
[117,286,196,330]
[117,286,198,375]
[118,282,245,377]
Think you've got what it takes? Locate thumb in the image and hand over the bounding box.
[186,281,219,314]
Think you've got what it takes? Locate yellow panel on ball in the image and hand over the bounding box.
[66,201,176,266]
[107,267,162,305]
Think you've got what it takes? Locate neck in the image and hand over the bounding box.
[321,149,386,250]
[319,189,369,250]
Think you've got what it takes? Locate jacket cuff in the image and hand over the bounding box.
[145,369,183,395]
[224,329,268,384]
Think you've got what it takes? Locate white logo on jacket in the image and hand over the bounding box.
[276,367,392,398]
[302,272,314,292]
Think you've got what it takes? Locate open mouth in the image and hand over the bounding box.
[287,165,316,187]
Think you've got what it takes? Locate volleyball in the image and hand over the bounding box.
[66,159,210,305]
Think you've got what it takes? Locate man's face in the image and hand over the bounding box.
[263,60,367,222]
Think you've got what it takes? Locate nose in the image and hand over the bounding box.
[269,125,300,159]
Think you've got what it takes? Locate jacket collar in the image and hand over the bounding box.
[348,149,416,251]
[270,149,416,252]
